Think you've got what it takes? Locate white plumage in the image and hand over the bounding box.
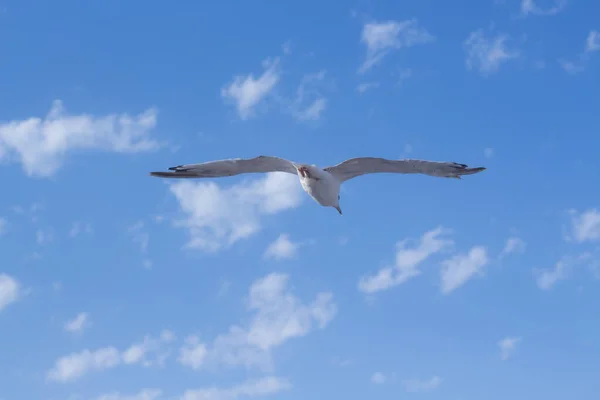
[150,155,486,215]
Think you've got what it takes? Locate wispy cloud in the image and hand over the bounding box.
[93,389,162,400]
[179,376,291,400]
[359,227,454,294]
[0,100,160,177]
[47,330,175,382]
[498,336,521,360]
[586,30,600,53]
[290,70,329,121]
[168,173,304,252]
[520,0,568,16]
[92,377,290,400]
[128,221,150,253]
[440,246,489,294]
[359,19,434,73]
[559,60,584,74]
[464,29,518,75]
[221,58,280,119]
[0,274,21,312]
[0,217,7,235]
[535,253,593,290]
[402,376,442,393]
[559,30,600,74]
[499,237,526,258]
[47,347,121,382]
[64,312,91,334]
[176,273,336,372]
[357,82,380,94]
[122,331,175,367]
[566,208,600,243]
[263,234,301,261]
[36,228,53,245]
[69,221,93,238]
[371,372,386,384]
[178,336,208,370]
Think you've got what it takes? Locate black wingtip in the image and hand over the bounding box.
[465,166,486,175]
[149,170,199,179]
[150,171,169,177]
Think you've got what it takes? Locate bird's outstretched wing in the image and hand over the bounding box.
[324,157,486,183]
[150,156,299,179]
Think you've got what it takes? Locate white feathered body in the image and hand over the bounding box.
[298,165,341,208]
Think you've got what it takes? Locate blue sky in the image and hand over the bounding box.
[1,0,600,399]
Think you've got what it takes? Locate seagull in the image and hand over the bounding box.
[150,156,486,215]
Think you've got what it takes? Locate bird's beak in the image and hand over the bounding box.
[335,206,342,215]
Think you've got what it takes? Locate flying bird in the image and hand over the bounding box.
[150,156,486,215]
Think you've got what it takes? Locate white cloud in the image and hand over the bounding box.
[122,332,174,367]
[128,221,150,253]
[94,389,163,400]
[221,58,280,119]
[168,173,303,252]
[47,347,121,383]
[357,82,380,94]
[0,100,160,177]
[559,59,584,74]
[464,29,517,75]
[290,70,328,121]
[358,227,454,294]
[440,246,489,294]
[177,273,336,371]
[127,221,152,269]
[534,254,593,290]
[64,312,90,334]
[586,30,600,53]
[402,376,442,393]
[536,260,566,290]
[498,336,521,360]
[559,31,599,74]
[218,280,232,297]
[47,331,174,382]
[180,376,291,400]
[567,208,600,243]
[0,274,20,312]
[69,221,93,238]
[36,228,53,245]
[178,335,208,370]
[371,372,386,384]
[160,329,176,343]
[520,0,567,16]
[500,237,526,258]
[263,234,300,261]
[396,68,413,86]
[330,356,354,367]
[359,19,434,73]
[294,98,327,121]
[92,377,290,400]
